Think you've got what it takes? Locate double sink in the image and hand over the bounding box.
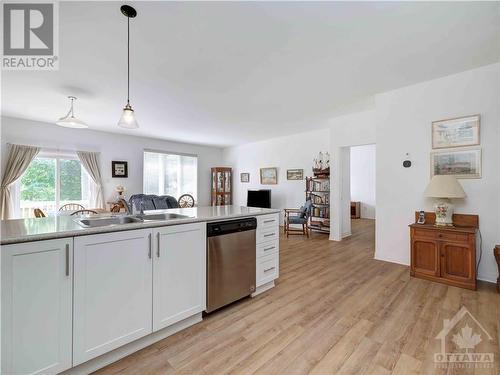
[75,213,190,228]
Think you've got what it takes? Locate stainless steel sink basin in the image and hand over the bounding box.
[140,213,190,221]
[74,212,191,228]
[75,216,143,228]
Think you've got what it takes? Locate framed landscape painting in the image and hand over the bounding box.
[432,115,480,149]
[430,148,481,179]
[240,173,250,183]
[260,167,278,185]
[287,169,303,180]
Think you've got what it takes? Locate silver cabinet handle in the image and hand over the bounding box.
[264,219,275,224]
[65,244,70,276]
[264,267,275,273]
[264,233,275,237]
[157,233,160,258]
[264,246,275,252]
[148,233,152,259]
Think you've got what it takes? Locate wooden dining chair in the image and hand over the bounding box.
[59,203,85,211]
[33,208,46,218]
[110,204,122,213]
[70,209,98,216]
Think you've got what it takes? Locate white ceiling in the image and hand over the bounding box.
[2,1,500,147]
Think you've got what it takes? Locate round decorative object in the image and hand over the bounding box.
[403,160,412,168]
[178,194,195,208]
[120,5,137,18]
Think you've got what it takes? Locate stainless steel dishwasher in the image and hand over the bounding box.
[206,218,257,313]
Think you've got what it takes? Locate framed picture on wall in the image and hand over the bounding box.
[260,167,278,185]
[240,173,250,183]
[430,148,481,179]
[287,169,303,180]
[432,114,480,149]
[112,161,128,178]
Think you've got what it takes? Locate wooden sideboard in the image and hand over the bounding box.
[351,202,361,219]
[409,212,478,290]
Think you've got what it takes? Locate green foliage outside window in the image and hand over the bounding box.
[20,159,55,201]
[60,159,82,200]
[20,158,83,201]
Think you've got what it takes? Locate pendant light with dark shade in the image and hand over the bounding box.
[118,5,139,129]
[56,96,88,128]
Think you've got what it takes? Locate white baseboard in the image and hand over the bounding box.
[251,281,275,297]
[61,313,203,375]
[477,275,497,284]
[373,256,497,285]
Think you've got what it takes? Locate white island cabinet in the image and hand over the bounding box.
[1,238,73,375]
[73,228,153,365]
[153,222,206,331]
[0,211,277,374]
[254,213,280,293]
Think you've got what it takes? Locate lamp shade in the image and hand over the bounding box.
[117,104,139,129]
[56,116,88,129]
[424,175,466,198]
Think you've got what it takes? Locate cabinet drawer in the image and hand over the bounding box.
[257,214,279,230]
[257,239,279,258]
[412,228,437,239]
[436,232,470,242]
[257,227,279,244]
[256,253,279,287]
[413,228,469,242]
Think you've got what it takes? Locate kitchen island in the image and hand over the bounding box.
[1,206,280,375]
[1,205,279,245]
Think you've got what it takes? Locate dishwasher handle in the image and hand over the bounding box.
[207,217,257,237]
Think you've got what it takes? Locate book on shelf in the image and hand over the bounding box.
[311,206,330,219]
[309,193,329,205]
[306,178,330,193]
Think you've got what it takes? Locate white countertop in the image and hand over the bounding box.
[0,206,280,245]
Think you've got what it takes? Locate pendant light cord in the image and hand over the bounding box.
[127,17,130,104]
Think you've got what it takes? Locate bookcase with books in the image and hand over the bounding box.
[305,175,330,234]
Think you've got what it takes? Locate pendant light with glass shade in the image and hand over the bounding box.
[118,5,139,129]
[56,96,88,128]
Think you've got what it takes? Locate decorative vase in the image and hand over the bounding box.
[434,199,454,226]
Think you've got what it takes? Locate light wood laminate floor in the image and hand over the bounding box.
[95,219,500,375]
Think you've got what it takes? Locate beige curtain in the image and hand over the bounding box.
[1,144,40,219]
[77,151,105,209]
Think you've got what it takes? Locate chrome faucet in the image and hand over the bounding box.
[119,198,144,216]
[136,201,145,216]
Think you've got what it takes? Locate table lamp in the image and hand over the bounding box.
[424,175,466,226]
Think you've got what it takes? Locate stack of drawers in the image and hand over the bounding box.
[256,213,280,289]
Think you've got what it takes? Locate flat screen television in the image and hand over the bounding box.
[247,189,271,208]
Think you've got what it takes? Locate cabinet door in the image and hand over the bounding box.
[2,238,73,375]
[153,223,206,331]
[411,238,440,276]
[73,229,153,365]
[440,241,475,283]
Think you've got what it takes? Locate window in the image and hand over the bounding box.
[143,151,197,200]
[17,153,91,217]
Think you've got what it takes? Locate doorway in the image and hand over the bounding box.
[349,144,376,235]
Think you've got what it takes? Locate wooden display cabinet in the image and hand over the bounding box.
[211,167,232,206]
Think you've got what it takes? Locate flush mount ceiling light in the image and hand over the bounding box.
[56,96,88,128]
[117,5,139,129]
